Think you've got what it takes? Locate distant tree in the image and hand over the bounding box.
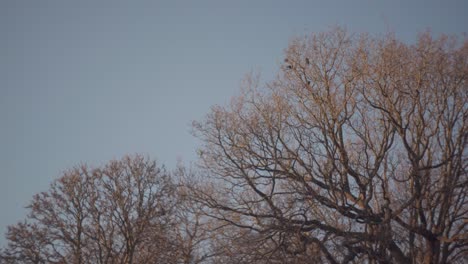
[0,155,179,264]
[174,165,229,264]
[192,28,468,263]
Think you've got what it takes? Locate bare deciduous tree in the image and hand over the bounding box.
[1,155,179,264]
[174,165,228,264]
[192,28,467,263]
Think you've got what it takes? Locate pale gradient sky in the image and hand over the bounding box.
[0,0,466,245]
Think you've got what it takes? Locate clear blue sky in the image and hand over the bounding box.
[0,0,466,245]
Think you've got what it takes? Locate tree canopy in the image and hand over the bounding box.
[192,28,467,263]
[2,29,467,264]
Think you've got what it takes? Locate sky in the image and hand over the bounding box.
[0,0,466,246]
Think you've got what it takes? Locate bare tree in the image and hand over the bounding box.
[0,222,53,263]
[0,165,96,264]
[174,165,227,264]
[91,156,178,264]
[1,155,179,264]
[192,28,467,263]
